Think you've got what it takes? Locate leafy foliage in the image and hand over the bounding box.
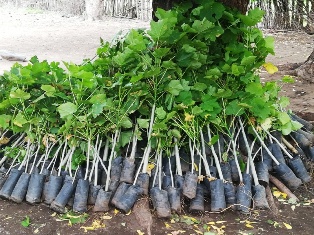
[0,0,299,160]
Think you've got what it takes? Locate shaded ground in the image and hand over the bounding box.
[1,5,314,235]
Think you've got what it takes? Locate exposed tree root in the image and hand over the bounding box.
[269,174,299,201]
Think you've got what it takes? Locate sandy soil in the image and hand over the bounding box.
[1,6,314,235]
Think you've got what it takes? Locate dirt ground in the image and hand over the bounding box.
[1,5,314,235]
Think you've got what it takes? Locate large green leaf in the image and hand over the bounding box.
[57,102,77,118]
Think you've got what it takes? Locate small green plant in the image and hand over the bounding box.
[21,216,30,227]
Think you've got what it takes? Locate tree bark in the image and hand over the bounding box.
[152,0,250,20]
[85,0,104,20]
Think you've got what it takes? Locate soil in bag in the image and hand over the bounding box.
[174,174,184,194]
[290,113,313,131]
[43,174,63,205]
[115,184,142,213]
[88,184,101,205]
[255,161,269,186]
[136,172,149,195]
[209,166,217,178]
[167,187,181,213]
[111,156,123,182]
[252,185,269,209]
[262,146,273,171]
[162,155,176,176]
[26,172,46,204]
[120,158,136,184]
[236,173,252,214]
[210,179,226,212]
[304,146,314,161]
[0,166,8,189]
[108,179,120,194]
[51,175,77,213]
[182,171,198,199]
[0,168,23,199]
[273,163,302,191]
[229,158,240,182]
[111,182,131,208]
[189,184,204,212]
[221,162,232,182]
[149,167,159,189]
[270,143,286,165]
[150,187,171,218]
[288,156,312,183]
[224,181,236,208]
[162,175,172,190]
[73,179,90,212]
[100,169,107,186]
[93,189,112,212]
[10,172,30,203]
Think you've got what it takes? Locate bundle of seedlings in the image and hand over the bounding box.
[0,0,313,217]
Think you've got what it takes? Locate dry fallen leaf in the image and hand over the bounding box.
[245,223,254,229]
[114,209,119,215]
[126,210,132,216]
[51,212,57,217]
[80,220,106,233]
[263,62,278,74]
[102,215,112,220]
[34,228,39,234]
[283,222,292,230]
[137,230,145,235]
[291,205,296,211]
[193,229,203,234]
[165,222,171,228]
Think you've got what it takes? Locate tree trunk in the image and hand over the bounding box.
[295,49,314,83]
[85,0,104,20]
[152,0,250,20]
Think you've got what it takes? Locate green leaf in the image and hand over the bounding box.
[264,36,275,54]
[57,102,77,118]
[120,131,133,147]
[0,114,11,129]
[282,75,295,83]
[155,107,167,120]
[205,67,222,80]
[208,134,219,146]
[125,29,147,52]
[225,100,244,116]
[10,89,30,100]
[278,112,291,125]
[192,82,207,91]
[21,216,30,227]
[89,94,106,104]
[13,113,27,127]
[241,56,256,66]
[239,7,265,26]
[137,118,149,129]
[167,80,184,96]
[41,85,56,97]
[152,48,170,58]
[246,83,263,96]
[120,116,133,128]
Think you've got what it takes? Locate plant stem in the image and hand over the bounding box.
[142,103,156,174]
[105,129,119,192]
[103,139,109,161]
[84,138,91,180]
[250,124,280,165]
[174,138,182,176]
[238,118,259,186]
[207,124,224,180]
[265,130,293,159]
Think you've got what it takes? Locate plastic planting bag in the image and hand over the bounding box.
[0,168,23,199]
[10,172,30,203]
